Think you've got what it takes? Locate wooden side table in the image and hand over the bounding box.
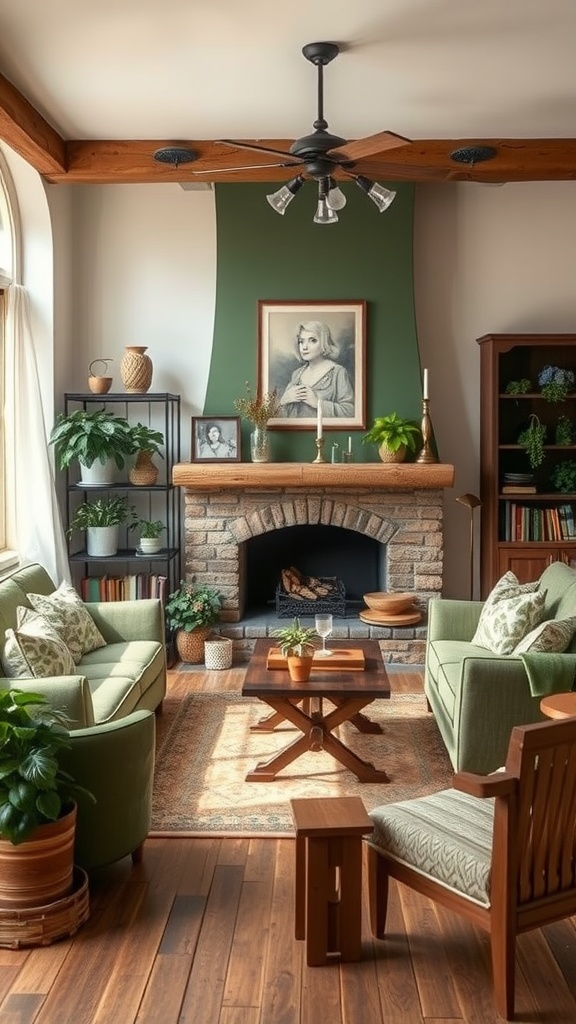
[290,796,373,966]
[540,692,576,719]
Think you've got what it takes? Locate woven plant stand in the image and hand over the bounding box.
[0,867,89,949]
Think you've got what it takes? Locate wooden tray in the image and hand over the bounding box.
[267,647,366,671]
[359,609,421,626]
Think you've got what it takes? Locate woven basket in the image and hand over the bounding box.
[378,443,407,463]
[0,867,89,949]
[204,637,233,670]
[120,346,153,393]
[176,627,210,664]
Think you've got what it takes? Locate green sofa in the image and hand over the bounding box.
[424,561,576,774]
[0,562,165,869]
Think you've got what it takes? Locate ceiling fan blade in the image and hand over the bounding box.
[193,161,301,175]
[333,131,412,162]
[220,139,300,161]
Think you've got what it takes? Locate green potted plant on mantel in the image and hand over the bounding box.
[49,408,134,485]
[165,580,222,664]
[128,423,165,485]
[361,413,421,463]
[0,688,94,909]
[68,495,136,557]
[272,618,320,682]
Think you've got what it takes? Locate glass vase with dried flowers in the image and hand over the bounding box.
[234,382,280,463]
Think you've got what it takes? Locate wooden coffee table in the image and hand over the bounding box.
[241,639,391,783]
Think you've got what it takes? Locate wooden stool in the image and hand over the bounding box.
[290,796,373,966]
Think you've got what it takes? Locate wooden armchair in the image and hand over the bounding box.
[366,717,576,1020]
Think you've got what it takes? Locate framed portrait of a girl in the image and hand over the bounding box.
[258,300,366,430]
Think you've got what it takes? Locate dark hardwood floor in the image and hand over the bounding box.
[1,665,575,1024]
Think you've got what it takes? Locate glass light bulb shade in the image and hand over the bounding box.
[326,184,347,211]
[313,198,339,224]
[366,183,397,213]
[266,186,296,215]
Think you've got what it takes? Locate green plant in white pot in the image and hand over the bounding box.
[49,409,134,485]
[130,517,166,555]
[68,495,135,556]
[362,413,421,463]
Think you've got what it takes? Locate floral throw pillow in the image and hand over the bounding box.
[27,581,106,664]
[2,607,76,678]
[513,616,576,655]
[472,588,547,655]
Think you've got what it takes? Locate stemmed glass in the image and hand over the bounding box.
[315,613,333,657]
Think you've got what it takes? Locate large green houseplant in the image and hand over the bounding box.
[0,688,94,909]
[49,408,134,472]
[362,413,421,463]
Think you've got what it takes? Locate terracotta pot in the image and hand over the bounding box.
[176,626,211,664]
[0,804,76,910]
[287,654,314,682]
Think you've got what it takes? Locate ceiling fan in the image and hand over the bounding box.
[190,42,413,222]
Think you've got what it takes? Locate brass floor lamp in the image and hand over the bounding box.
[456,493,482,600]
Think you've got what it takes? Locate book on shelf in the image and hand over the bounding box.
[80,573,169,603]
[501,485,537,494]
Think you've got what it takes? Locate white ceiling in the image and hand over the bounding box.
[0,0,575,144]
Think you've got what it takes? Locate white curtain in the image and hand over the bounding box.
[5,283,70,583]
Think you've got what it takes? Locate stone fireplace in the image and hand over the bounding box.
[173,462,454,664]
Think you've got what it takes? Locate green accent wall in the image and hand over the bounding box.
[205,181,421,462]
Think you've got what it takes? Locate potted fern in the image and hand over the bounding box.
[361,413,421,463]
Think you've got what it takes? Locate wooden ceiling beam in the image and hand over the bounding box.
[0,72,66,174]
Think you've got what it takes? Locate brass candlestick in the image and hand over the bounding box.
[416,398,438,464]
[312,437,327,463]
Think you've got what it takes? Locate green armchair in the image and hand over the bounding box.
[58,709,156,871]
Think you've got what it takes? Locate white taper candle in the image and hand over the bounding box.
[317,400,323,439]
[423,368,429,400]
[348,435,352,453]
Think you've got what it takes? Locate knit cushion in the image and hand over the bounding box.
[27,581,106,664]
[513,616,576,654]
[2,607,76,678]
[369,789,495,906]
[472,572,546,655]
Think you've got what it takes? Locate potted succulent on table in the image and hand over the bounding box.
[272,618,320,682]
[165,579,222,664]
[0,688,93,911]
[49,408,134,485]
[128,423,165,485]
[68,495,136,556]
[361,412,421,463]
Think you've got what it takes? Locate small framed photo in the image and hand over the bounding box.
[191,416,240,462]
[258,299,367,430]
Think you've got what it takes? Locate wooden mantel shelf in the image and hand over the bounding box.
[172,462,455,490]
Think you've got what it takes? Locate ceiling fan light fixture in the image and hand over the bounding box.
[354,175,396,213]
[326,178,347,211]
[266,175,305,215]
[314,196,339,225]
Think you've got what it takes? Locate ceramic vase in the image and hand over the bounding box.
[120,346,153,393]
[250,427,270,463]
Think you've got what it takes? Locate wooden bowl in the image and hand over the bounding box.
[363,592,414,614]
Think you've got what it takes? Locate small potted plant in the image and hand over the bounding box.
[49,408,134,485]
[130,516,166,555]
[504,378,532,395]
[538,365,575,403]
[551,460,576,494]
[517,414,547,469]
[272,617,320,682]
[128,423,165,485]
[165,579,222,664]
[68,495,135,556]
[361,413,421,463]
[0,688,94,909]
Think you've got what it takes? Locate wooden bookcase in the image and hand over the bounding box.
[478,334,576,595]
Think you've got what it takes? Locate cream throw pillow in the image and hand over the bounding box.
[472,586,547,655]
[2,607,76,678]
[513,616,576,655]
[27,581,106,664]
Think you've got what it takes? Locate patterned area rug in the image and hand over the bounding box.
[150,691,454,837]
